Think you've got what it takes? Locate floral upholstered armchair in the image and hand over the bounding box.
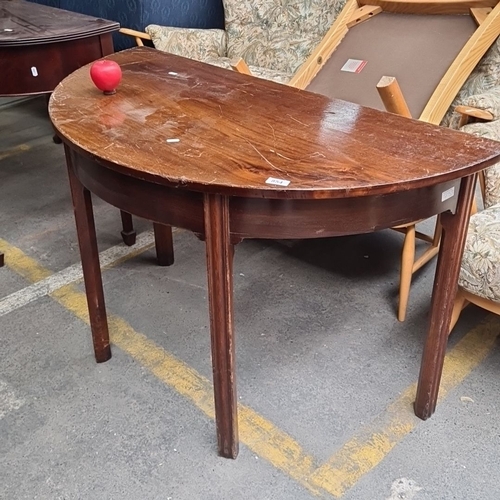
[449,86,500,331]
[122,0,346,84]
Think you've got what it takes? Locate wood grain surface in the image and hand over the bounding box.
[49,47,500,200]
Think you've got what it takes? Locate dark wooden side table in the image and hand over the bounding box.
[50,47,500,459]
[0,0,135,267]
[0,0,118,96]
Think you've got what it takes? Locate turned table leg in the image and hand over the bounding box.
[414,175,476,419]
[204,193,238,459]
[65,146,111,363]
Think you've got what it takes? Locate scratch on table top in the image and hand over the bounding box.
[287,114,310,127]
[245,140,287,175]
[268,123,276,144]
[180,148,203,158]
[270,149,294,161]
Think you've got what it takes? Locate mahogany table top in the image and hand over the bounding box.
[0,0,118,46]
[49,46,500,199]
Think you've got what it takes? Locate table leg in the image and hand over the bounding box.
[204,193,238,459]
[65,147,111,363]
[153,223,174,266]
[414,175,476,419]
[120,211,137,246]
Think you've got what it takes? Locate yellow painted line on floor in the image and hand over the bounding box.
[3,237,499,498]
[1,238,322,496]
[0,143,30,161]
[0,235,154,286]
[0,238,52,282]
[309,316,500,497]
[53,284,322,495]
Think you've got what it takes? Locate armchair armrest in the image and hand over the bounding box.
[456,88,500,125]
[145,25,227,62]
[455,105,494,124]
[119,28,151,47]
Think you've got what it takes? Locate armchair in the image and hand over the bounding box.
[449,90,500,331]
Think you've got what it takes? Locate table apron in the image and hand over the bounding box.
[0,34,113,96]
[229,182,460,238]
[71,152,461,240]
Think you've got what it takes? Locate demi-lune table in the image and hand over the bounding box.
[49,46,500,459]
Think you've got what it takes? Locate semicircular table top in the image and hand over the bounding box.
[49,46,500,200]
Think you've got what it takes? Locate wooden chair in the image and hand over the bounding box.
[121,0,500,320]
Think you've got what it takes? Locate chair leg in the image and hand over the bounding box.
[0,252,4,267]
[120,210,136,246]
[431,214,442,248]
[153,223,174,266]
[449,288,468,334]
[398,224,416,322]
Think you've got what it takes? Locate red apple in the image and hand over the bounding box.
[90,60,122,95]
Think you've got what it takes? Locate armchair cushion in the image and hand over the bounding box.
[459,203,500,302]
[146,25,227,61]
[203,57,292,83]
[461,88,500,120]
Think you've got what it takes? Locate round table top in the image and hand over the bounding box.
[0,1,118,46]
[49,47,500,199]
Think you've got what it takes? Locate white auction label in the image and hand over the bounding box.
[340,59,367,73]
[265,177,290,186]
[441,186,455,202]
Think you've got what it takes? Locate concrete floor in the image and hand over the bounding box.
[1,96,500,500]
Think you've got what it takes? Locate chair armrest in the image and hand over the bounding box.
[145,25,227,61]
[457,88,500,122]
[455,105,494,123]
[119,28,151,47]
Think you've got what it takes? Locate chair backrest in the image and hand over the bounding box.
[223,0,347,75]
[442,38,500,128]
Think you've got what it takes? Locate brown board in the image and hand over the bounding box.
[306,12,477,118]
